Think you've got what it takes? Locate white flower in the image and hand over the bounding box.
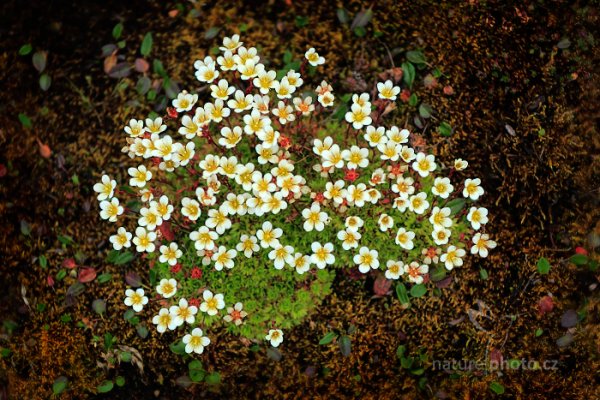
[364,126,387,147]
[463,178,484,200]
[220,34,242,52]
[429,207,453,228]
[324,180,345,204]
[318,91,335,107]
[345,104,372,130]
[378,213,394,231]
[387,126,410,144]
[200,290,225,316]
[467,207,489,230]
[400,146,417,163]
[405,262,429,284]
[274,77,295,99]
[454,159,468,170]
[408,192,430,215]
[172,90,198,112]
[253,69,277,94]
[321,144,344,169]
[391,176,415,197]
[395,228,415,250]
[223,302,248,326]
[133,227,156,253]
[305,47,325,66]
[385,260,404,280]
[238,59,264,80]
[412,153,437,177]
[265,329,284,347]
[346,183,368,207]
[205,99,230,122]
[128,165,152,188]
[244,109,271,136]
[195,63,219,83]
[228,90,254,113]
[256,221,283,248]
[145,117,167,134]
[205,208,231,235]
[440,245,466,270]
[212,246,237,270]
[234,46,259,65]
[99,198,124,222]
[152,195,174,221]
[183,328,211,354]
[471,233,497,258]
[342,146,369,169]
[310,242,335,269]
[159,242,182,266]
[170,298,198,326]
[93,174,117,201]
[337,229,361,250]
[210,79,235,100]
[431,177,454,199]
[217,50,237,71]
[110,227,132,250]
[432,227,451,246]
[354,247,379,273]
[190,226,218,251]
[124,118,144,137]
[268,244,294,270]
[291,253,311,274]
[124,288,148,312]
[302,203,328,232]
[377,80,400,100]
[272,101,295,124]
[345,216,364,231]
[156,278,178,298]
[377,141,401,161]
[352,93,370,107]
[236,234,259,258]
[181,197,201,221]
[152,308,176,333]
[253,94,270,114]
[293,96,315,115]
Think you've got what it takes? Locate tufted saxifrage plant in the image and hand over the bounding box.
[94,34,495,353]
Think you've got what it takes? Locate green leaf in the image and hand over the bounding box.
[338,335,351,357]
[71,174,79,185]
[188,359,205,382]
[106,250,134,265]
[140,33,153,57]
[153,59,166,77]
[351,8,373,29]
[295,16,309,28]
[410,284,427,298]
[56,269,67,281]
[438,122,453,136]
[396,283,410,305]
[115,376,125,387]
[507,359,521,369]
[97,380,114,393]
[569,254,588,265]
[19,44,32,56]
[18,113,32,129]
[446,198,466,215]
[204,26,221,40]
[535,328,543,337]
[480,268,489,280]
[39,255,48,269]
[170,340,186,355]
[283,50,293,65]
[97,273,112,284]
[319,331,338,345]
[430,267,446,282]
[120,351,132,362]
[418,103,433,118]
[353,27,366,37]
[408,93,418,107]
[537,257,551,275]
[205,372,221,385]
[396,345,406,358]
[402,62,416,88]
[337,8,349,24]
[112,23,124,40]
[490,381,505,394]
[53,376,68,394]
[406,50,427,65]
[32,51,47,72]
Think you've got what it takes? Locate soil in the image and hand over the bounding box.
[0,0,598,399]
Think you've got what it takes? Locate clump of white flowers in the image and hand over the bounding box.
[96,34,495,353]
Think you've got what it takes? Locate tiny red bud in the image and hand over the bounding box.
[575,247,588,255]
[167,107,178,118]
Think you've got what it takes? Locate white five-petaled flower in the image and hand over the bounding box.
[412,153,437,177]
[385,260,404,280]
[159,242,182,266]
[124,288,148,312]
[212,246,237,270]
[467,207,489,230]
[432,227,451,245]
[170,298,198,326]
[463,178,484,200]
[302,203,328,232]
[377,80,400,101]
[310,242,335,269]
[183,328,211,354]
[172,90,198,112]
[181,197,202,221]
[156,278,178,298]
[200,290,225,316]
[440,245,466,270]
[223,302,248,326]
[220,34,242,52]
[454,158,468,170]
[265,329,284,347]
[152,308,176,333]
[110,227,132,250]
[236,234,259,258]
[429,207,453,228]
[124,118,144,137]
[395,228,415,250]
[345,103,372,130]
[431,177,454,199]
[345,216,364,232]
[93,174,117,201]
[408,192,430,215]
[405,262,429,284]
[354,247,380,273]
[305,48,325,66]
[99,198,124,222]
[291,253,311,274]
[471,233,497,258]
[342,146,369,169]
[128,165,152,188]
[256,221,282,248]
[337,229,361,250]
[133,227,156,253]
[268,244,294,270]
[378,213,394,232]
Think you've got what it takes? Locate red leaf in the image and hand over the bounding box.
[47,275,55,287]
[538,295,554,315]
[62,258,77,269]
[78,267,97,283]
[158,221,175,242]
[36,137,51,158]
[575,247,588,255]
[373,276,392,296]
[0,164,6,177]
[134,58,149,73]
